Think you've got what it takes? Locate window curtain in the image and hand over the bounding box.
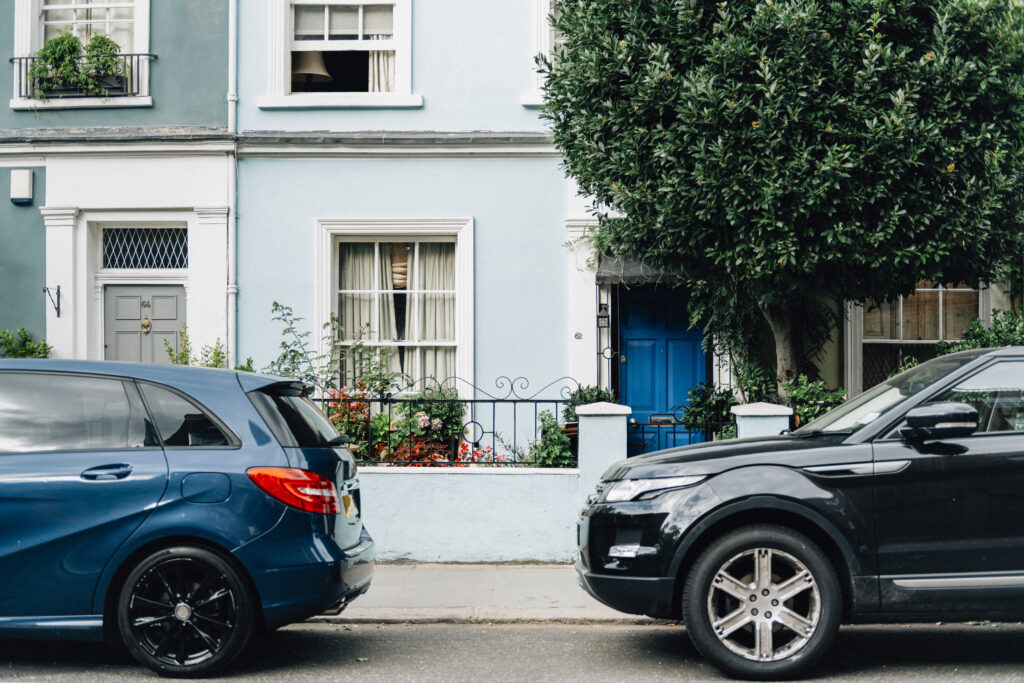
[338,244,375,385]
[368,36,394,93]
[378,244,404,378]
[418,244,456,382]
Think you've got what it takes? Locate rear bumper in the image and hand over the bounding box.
[243,525,375,630]
[575,555,676,618]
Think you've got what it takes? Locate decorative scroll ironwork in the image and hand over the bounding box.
[322,375,583,467]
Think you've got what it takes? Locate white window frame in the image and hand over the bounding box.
[314,218,473,394]
[259,0,421,109]
[11,0,152,110]
[522,0,557,107]
[844,285,991,396]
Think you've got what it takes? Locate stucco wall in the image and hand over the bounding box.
[0,166,46,338]
[238,0,547,132]
[236,156,572,387]
[359,468,580,562]
[0,0,228,130]
[358,405,629,562]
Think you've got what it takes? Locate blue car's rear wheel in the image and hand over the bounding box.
[117,546,255,678]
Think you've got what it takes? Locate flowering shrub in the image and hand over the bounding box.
[380,435,451,466]
[397,387,464,441]
[455,443,512,466]
[327,383,371,456]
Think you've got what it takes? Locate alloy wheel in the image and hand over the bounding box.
[705,546,821,663]
[118,547,253,677]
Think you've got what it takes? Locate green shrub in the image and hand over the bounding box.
[28,33,86,97]
[83,35,125,81]
[0,328,51,358]
[937,309,1024,355]
[530,410,575,467]
[783,375,847,427]
[681,381,737,433]
[398,386,465,442]
[562,385,616,423]
[165,326,252,370]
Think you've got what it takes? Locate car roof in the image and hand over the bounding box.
[0,358,290,392]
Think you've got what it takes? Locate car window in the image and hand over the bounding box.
[249,387,341,448]
[139,382,231,447]
[934,361,1024,433]
[795,350,987,434]
[0,372,146,453]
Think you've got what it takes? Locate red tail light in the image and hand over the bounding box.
[247,467,340,515]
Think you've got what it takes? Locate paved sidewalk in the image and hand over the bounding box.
[315,564,657,624]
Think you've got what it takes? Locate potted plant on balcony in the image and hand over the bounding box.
[27,33,86,98]
[83,34,128,94]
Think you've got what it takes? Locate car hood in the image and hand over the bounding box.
[602,433,852,481]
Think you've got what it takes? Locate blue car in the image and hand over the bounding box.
[0,360,374,677]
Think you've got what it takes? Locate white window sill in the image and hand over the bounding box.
[257,93,424,109]
[10,96,153,111]
[521,91,544,108]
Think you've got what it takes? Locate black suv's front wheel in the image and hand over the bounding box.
[682,525,841,680]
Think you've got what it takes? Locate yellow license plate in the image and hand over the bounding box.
[342,493,358,518]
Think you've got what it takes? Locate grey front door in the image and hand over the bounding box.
[104,285,185,364]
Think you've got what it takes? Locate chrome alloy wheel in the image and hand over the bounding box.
[125,557,239,668]
[705,547,821,662]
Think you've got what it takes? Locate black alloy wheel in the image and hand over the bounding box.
[682,525,841,680]
[117,547,255,678]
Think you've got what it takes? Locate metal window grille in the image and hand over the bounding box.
[103,228,187,269]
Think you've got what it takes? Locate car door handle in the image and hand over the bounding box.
[81,463,134,481]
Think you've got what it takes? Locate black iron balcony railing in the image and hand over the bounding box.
[9,53,156,100]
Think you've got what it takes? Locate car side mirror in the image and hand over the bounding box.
[900,402,978,441]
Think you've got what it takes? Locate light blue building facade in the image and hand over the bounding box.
[233,0,604,398]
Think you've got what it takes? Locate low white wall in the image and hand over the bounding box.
[357,402,632,563]
[359,468,580,562]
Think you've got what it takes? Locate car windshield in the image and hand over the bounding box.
[793,349,989,434]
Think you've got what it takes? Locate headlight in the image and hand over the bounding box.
[601,475,706,502]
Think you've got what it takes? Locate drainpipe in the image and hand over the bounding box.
[226,0,239,366]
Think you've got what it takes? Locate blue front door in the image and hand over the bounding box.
[618,288,706,455]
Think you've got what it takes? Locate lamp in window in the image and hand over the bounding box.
[597,303,611,328]
[291,51,331,91]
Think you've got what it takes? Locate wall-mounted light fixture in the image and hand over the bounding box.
[597,302,610,328]
[10,169,32,205]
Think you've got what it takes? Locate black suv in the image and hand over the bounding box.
[577,347,1024,679]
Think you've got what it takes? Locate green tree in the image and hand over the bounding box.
[542,0,1024,394]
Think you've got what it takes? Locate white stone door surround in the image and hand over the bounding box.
[40,206,230,360]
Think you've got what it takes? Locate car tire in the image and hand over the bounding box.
[116,546,255,678]
[682,525,841,680]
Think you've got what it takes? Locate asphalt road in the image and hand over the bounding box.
[2,622,1023,682]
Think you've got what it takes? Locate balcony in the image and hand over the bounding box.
[9,54,156,108]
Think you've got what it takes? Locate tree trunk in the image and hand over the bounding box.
[760,304,800,397]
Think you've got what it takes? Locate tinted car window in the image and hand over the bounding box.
[249,389,340,448]
[139,383,230,447]
[935,360,1024,432]
[0,372,144,453]
[795,350,987,433]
